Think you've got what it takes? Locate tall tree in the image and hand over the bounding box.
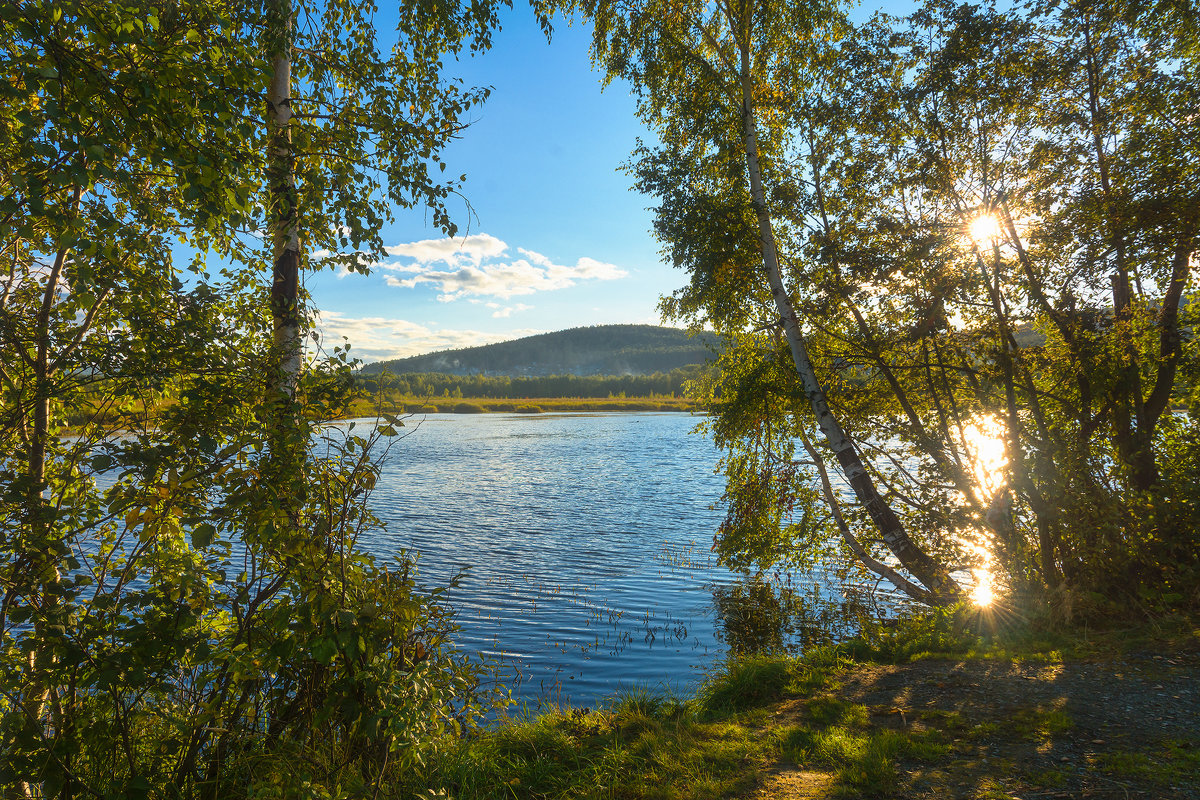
[0,1,546,796]
[798,0,1200,602]
[583,0,1199,610]
[580,0,961,602]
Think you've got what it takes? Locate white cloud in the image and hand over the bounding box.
[315,310,542,363]
[491,303,532,319]
[517,247,553,267]
[378,234,628,300]
[384,233,507,266]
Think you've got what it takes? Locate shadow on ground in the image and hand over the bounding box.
[740,646,1200,799]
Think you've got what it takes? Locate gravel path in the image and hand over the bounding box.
[744,641,1200,799]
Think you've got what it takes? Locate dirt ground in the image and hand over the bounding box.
[741,642,1200,799]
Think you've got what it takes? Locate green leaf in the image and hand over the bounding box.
[191,523,216,548]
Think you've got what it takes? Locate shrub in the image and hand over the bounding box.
[697,653,795,713]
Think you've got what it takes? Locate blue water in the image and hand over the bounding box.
[361,412,736,707]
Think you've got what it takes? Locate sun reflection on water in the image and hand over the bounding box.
[969,559,997,608]
[960,416,1008,607]
[962,415,1008,500]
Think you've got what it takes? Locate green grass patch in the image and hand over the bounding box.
[694,650,844,715]
[845,603,1200,667]
[1022,766,1070,788]
[396,650,845,798]
[959,704,1071,744]
[783,718,948,798]
[391,610,1197,799]
[779,694,948,798]
[967,720,1002,740]
[402,689,775,799]
[1098,738,1200,786]
[696,654,795,713]
[916,708,967,731]
[1009,704,1072,742]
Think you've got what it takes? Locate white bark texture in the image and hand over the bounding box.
[268,0,301,397]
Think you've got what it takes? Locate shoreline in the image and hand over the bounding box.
[399,612,1200,799]
[339,395,702,417]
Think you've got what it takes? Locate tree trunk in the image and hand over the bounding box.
[18,243,69,800]
[735,39,959,602]
[261,0,309,536]
[267,0,301,401]
[798,429,934,603]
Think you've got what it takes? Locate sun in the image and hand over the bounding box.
[968,214,1002,244]
[970,572,996,608]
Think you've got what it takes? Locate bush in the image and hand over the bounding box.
[696,653,795,713]
[408,403,439,413]
[0,420,502,799]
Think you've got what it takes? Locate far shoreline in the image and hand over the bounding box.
[340,395,702,417]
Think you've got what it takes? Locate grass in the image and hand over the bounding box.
[780,696,949,798]
[694,653,800,713]
[408,693,776,798]
[388,608,1199,799]
[844,600,1200,666]
[394,645,952,799]
[1007,703,1072,742]
[1097,739,1200,786]
[393,654,843,799]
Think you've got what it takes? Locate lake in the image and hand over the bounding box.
[360,411,745,707]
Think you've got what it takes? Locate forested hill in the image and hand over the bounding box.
[362,325,721,377]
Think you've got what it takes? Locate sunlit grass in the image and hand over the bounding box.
[1009,703,1073,742]
[393,652,846,798]
[782,696,949,797]
[695,653,800,713]
[405,688,777,798]
[387,610,1197,799]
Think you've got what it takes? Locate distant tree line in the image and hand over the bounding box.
[358,366,704,398]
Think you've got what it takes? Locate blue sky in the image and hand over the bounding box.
[310,4,912,363]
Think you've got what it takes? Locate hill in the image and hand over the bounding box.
[362,324,721,377]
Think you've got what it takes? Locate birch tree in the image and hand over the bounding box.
[582,0,1200,611]
[581,0,962,603]
[1,0,544,795]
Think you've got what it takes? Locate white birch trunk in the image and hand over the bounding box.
[268,0,301,398]
[734,38,959,602]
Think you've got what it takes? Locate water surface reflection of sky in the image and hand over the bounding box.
[364,412,739,705]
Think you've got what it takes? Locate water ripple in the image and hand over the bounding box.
[362,412,731,705]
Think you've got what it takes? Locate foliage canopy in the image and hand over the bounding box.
[0,0,546,796]
[582,0,1200,611]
